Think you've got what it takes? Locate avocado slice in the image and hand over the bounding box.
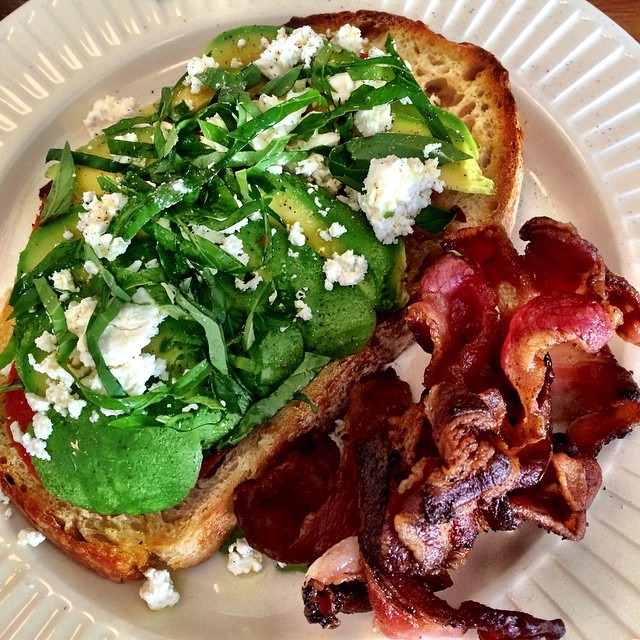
[391,102,494,195]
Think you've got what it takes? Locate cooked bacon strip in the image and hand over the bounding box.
[549,343,640,456]
[234,370,414,564]
[510,452,602,540]
[357,434,565,640]
[604,269,640,345]
[443,224,536,316]
[233,431,353,564]
[406,254,500,392]
[519,217,606,297]
[393,384,519,574]
[521,217,640,344]
[501,293,617,450]
[302,537,370,629]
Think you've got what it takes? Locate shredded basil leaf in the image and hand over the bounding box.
[41,142,75,224]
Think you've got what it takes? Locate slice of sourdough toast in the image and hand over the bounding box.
[0,11,523,582]
[288,10,524,233]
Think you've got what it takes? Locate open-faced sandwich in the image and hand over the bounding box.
[2,8,639,640]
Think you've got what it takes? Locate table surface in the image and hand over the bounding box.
[0,0,638,41]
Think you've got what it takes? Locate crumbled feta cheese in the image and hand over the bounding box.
[35,331,57,354]
[423,142,443,157]
[50,269,78,293]
[358,155,444,244]
[323,251,368,291]
[17,528,46,547]
[83,260,100,277]
[328,72,356,104]
[181,403,199,413]
[251,92,307,151]
[354,103,393,137]
[62,229,74,240]
[234,273,263,291]
[367,46,388,58]
[4,507,12,519]
[191,224,225,245]
[230,57,244,69]
[127,260,143,273]
[10,420,51,461]
[64,290,167,397]
[289,130,341,151]
[318,222,348,242]
[139,568,180,610]
[183,55,219,94]
[287,249,299,258]
[331,24,366,54]
[221,235,250,266]
[227,537,264,575]
[288,221,307,247]
[78,191,130,262]
[83,95,138,137]
[32,412,53,440]
[292,153,341,194]
[171,178,190,194]
[294,299,313,321]
[237,38,247,48]
[255,26,325,79]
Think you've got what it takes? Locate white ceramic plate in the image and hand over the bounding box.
[1,1,639,638]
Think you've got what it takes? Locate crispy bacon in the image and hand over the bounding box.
[232,216,640,640]
[233,369,414,564]
[406,254,501,392]
[302,537,370,629]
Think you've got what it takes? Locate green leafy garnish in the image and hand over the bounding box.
[41,142,75,224]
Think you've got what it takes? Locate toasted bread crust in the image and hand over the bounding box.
[288,10,524,232]
[0,11,523,581]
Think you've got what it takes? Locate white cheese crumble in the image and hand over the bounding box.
[254,26,325,79]
[358,155,444,244]
[83,260,100,277]
[292,153,341,195]
[50,269,78,294]
[287,221,307,247]
[323,251,368,291]
[318,222,348,242]
[35,331,57,353]
[234,272,263,292]
[289,130,341,151]
[10,420,51,461]
[78,191,130,262]
[191,226,251,266]
[251,92,307,151]
[330,24,366,54]
[183,55,219,94]
[64,289,167,397]
[83,95,138,137]
[354,103,393,137]
[294,299,313,321]
[111,131,140,165]
[17,528,46,547]
[139,568,180,610]
[226,537,264,575]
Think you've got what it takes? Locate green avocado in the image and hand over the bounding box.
[32,411,203,514]
[391,102,494,195]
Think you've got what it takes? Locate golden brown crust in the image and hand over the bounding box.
[0,11,523,582]
[287,10,524,232]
